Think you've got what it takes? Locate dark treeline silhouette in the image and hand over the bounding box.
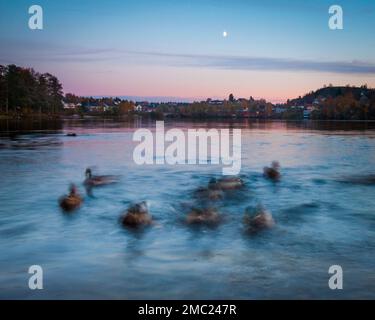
[287,85,375,120]
[0,64,63,115]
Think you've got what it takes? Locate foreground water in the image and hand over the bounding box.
[0,119,375,299]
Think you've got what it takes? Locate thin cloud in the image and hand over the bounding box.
[1,39,375,75]
[130,51,375,75]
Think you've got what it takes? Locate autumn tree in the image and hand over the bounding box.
[118,100,134,115]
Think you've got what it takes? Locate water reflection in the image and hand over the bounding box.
[0,118,63,137]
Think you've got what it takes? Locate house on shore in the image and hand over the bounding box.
[63,102,81,110]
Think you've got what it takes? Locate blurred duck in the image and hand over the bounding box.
[194,185,224,201]
[59,184,83,212]
[244,205,275,232]
[263,161,281,181]
[186,207,221,226]
[121,201,153,228]
[208,177,244,191]
[84,168,118,187]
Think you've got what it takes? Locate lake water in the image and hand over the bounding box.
[0,119,375,299]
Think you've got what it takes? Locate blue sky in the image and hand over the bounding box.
[1,0,375,102]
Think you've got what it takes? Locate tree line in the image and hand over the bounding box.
[0,64,63,115]
[285,85,375,120]
[2,64,375,121]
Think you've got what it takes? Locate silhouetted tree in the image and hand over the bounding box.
[0,64,64,115]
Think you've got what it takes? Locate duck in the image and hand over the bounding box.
[244,205,275,232]
[84,168,118,187]
[194,185,224,201]
[208,177,244,191]
[186,207,221,226]
[121,201,153,228]
[263,161,281,181]
[59,184,83,212]
[66,132,77,137]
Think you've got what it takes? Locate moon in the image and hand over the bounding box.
[223,31,228,38]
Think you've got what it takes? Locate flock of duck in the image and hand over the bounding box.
[59,161,281,233]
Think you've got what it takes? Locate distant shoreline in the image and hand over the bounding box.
[0,113,375,123]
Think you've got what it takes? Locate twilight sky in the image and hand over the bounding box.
[1,0,375,102]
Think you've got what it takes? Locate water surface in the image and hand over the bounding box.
[0,119,375,299]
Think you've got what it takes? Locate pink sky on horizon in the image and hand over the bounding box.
[55,64,375,103]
